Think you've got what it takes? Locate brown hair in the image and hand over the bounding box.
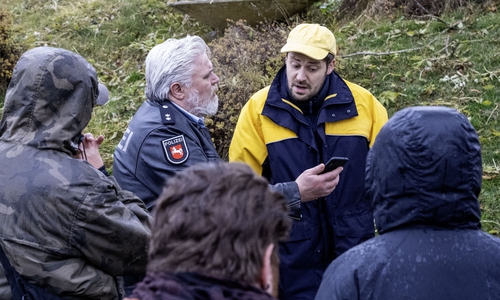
[147,162,291,285]
[325,53,335,66]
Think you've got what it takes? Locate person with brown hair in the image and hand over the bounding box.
[229,23,388,299]
[125,162,291,300]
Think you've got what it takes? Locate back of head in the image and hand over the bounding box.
[145,35,209,102]
[148,162,291,285]
[366,106,482,233]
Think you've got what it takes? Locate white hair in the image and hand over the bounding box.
[145,35,210,102]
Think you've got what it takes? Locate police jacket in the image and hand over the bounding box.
[0,47,152,299]
[315,107,500,300]
[229,67,387,300]
[113,99,221,209]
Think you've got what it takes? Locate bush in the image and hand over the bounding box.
[322,0,493,21]
[207,20,289,160]
[0,10,23,101]
[368,0,490,16]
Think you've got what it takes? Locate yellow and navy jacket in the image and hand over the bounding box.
[229,67,388,300]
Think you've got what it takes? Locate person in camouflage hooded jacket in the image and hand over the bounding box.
[0,47,152,299]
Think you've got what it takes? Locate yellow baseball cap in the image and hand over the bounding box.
[280,24,337,60]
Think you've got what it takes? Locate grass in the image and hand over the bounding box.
[1,0,499,235]
[1,0,213,168]
[328,9,500,234]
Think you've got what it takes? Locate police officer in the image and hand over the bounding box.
[113,35,221,210]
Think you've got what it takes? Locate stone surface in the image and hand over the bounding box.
[167,0,315,30]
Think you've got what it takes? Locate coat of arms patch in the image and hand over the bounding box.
[162,135,189,164]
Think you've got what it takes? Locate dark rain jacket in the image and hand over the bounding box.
[315,106,500,300]
[113,100,221,210]
[229,67,387,300]
[0,47,152,299]
[129,272,276,300]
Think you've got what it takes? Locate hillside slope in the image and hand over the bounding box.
[1,0,499,234]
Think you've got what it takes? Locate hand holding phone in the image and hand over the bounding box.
[319,157,348,174]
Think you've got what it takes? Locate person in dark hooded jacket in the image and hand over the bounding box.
[0,47,152,299]
[315,106,500,300]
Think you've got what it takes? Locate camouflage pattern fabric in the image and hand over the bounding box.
[0,47,152,299]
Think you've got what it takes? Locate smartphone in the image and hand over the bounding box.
[320,156,349,174]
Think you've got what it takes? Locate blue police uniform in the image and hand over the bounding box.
[114,99,221,210]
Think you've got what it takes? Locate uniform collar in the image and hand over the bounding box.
[170,101,205,127]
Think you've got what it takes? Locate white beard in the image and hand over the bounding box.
[186,87,219,117]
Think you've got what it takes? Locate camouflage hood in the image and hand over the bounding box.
[0,47,101,155]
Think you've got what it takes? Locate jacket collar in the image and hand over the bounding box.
[131,271,275,300]
[262,66,359,150]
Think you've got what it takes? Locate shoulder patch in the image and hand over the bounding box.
[162,135,189,164]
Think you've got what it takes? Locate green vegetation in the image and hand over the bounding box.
[0,10,23,90]
[1,0,499,235]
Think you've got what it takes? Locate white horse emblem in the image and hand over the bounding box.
[162,135,189,164]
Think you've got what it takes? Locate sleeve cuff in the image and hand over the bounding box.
[98,165,110,177]
[270,181,302,220]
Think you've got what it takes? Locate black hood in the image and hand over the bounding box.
[366,106,482,234]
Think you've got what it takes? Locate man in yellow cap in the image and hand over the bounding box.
[229,24,388,299]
